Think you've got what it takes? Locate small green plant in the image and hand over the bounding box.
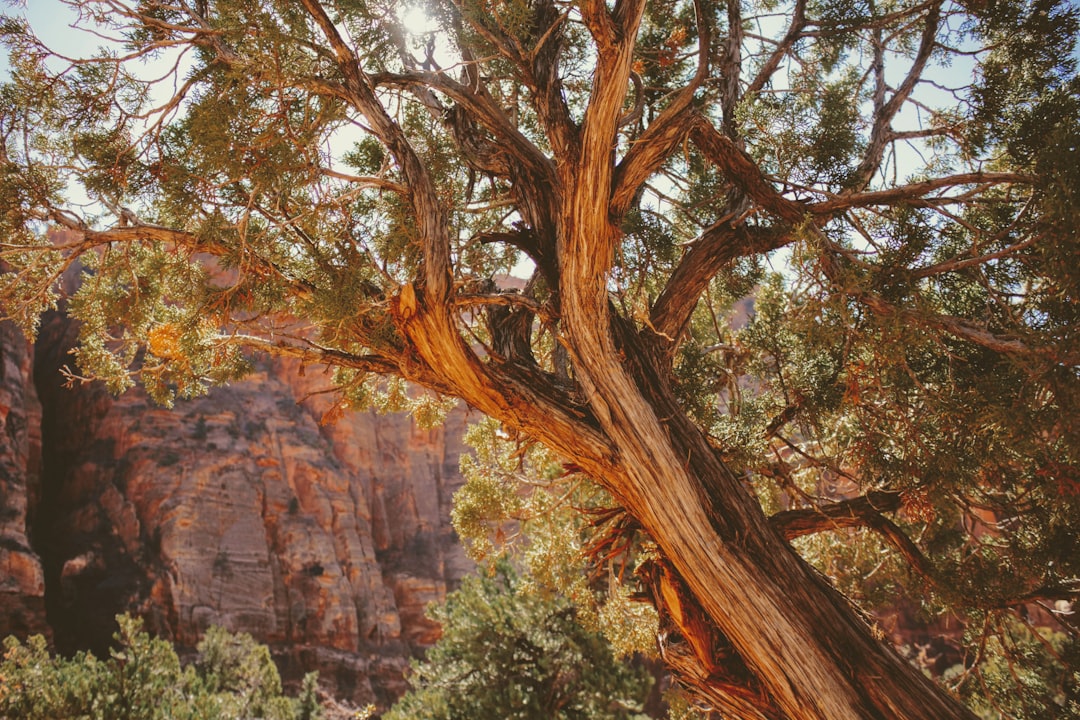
[296,672,324,720]
[192,415,209,440]
[213,550,232,578]
[384,561,654,720]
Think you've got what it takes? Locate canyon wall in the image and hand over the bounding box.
[0,320,47,641]
[1,310,473,709]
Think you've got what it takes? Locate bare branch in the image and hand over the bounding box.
[372,71,555,183]
[810,172,1034,215]
[910,234,1041,280]
[850,1,943,190]
[745,0,807,97]
[649,223,790,350]
[721,0,743,136]
[298,0,453,299]
[771,491,902,540]
[610,0,712,218]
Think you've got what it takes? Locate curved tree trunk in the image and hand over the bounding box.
[537,9,979,708]
[552,304,977,720]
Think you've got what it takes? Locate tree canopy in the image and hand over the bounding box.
[0,0,1078,718]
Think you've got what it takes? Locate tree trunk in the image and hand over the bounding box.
[548,305,977,719]
[544,100,978,713]
[560,327,976,718]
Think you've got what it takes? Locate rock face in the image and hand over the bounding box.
[14,309,472,708]
[0,320,47,640]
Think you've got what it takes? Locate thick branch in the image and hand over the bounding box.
[770,491,937,581]
[526,0,579,157]
[771,491,903,540]
[690,118,808,224]
[649,223,790,349]
[579,0,619,50]
[579,0,649,168]
[225,335,410,381]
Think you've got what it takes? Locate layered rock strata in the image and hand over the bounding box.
[18,309,471,708]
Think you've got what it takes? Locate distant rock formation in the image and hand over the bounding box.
[0,319,47,640]
[1,307,472,709]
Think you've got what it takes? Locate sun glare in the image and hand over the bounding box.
[399,6,438,35]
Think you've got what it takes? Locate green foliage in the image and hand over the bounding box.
[194,625,294,720]
[296,672,323,720]
[453,418,659,659]
[384,561,653,720]
[949,615,1080,719]
[0,614,319,720]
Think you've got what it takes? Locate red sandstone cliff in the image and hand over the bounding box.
[0,320,47,640]
[2,308,472,708]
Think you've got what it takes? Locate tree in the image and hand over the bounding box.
[0,0,1077,717]
[384,560,654,720]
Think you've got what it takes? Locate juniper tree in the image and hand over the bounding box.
[1,0,1078,718]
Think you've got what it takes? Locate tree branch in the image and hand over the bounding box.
[525,0,579,157]
[649,223,790,350]
[771,491,902,540]
[721,0,743,137]
[44,219,316,303]
[744,0,807,98]
[610,0,711,219]
[771,491,936,579]
[690,117,808,224]
[809,172,1034,215]
[373,71,555,184]
[849,1,943,190]
[298,0,453,300]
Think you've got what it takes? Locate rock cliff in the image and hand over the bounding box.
[0,320,47,640]
[2,309,472,709]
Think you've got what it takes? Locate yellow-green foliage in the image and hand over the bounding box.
[385,561,654,720]
[452,418,660,658]
[0,614,321,720]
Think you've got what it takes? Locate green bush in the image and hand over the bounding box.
[0,614,321,720]
[385,561,654,720]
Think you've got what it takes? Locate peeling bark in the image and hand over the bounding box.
[17,0,1058,716]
